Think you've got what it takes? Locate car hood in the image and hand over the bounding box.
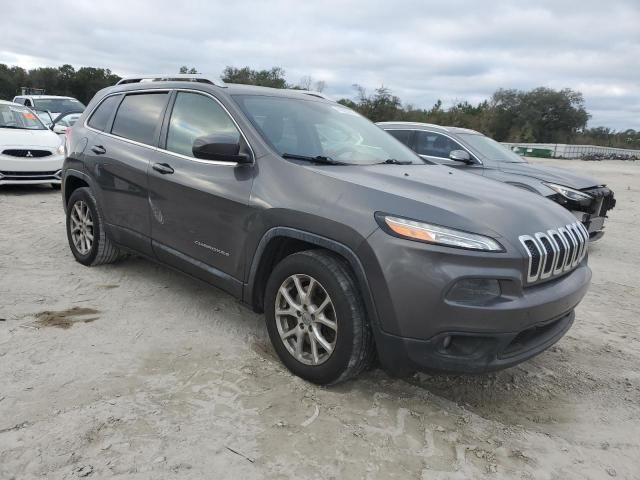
[0,128,61,150]
[498,162,601,190]
[309,163,578,244]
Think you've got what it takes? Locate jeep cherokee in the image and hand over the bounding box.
[61,74,591,384]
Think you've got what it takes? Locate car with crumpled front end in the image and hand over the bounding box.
[379,122,616,240]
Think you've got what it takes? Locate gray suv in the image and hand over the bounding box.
[61,74,591,384]
[378,122,616,240]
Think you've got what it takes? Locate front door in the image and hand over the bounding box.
[148,90,255,295]
[413,130,484,174]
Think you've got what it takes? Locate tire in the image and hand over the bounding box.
[264,249,375,385]
[51,183,61,190]
[66,187,123,266]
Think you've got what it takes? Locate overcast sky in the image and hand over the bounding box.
[2,0,639,129]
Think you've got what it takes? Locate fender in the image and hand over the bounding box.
[244,227,381,330]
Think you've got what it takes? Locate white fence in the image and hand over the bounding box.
[501,142,640,159]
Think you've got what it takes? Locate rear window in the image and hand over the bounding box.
[87,95,121,132]
[111,93,168,145]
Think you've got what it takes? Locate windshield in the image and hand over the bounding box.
[233,95,425,165]
[33,98,85,113]
[0,104,46,130]
[458,133,527,163]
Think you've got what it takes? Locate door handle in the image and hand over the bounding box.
[152,163,175,175]
[91,145,106,155]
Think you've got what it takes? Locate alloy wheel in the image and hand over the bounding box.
[275,274,338,365]
[70,200,94,255]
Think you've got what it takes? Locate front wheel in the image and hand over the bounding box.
[66,187,123,266]
[264,250,375,385]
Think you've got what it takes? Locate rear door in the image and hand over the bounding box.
[148,90,255,295]
[85,90,170,254]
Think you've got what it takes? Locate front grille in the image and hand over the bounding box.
[0,170,60,181]
[519,221,588,284]
[2,149,52,158]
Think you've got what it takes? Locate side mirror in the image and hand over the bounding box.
[449,149,474,164]
[192,134,252,164]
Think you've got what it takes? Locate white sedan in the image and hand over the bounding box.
[0,100,65,188]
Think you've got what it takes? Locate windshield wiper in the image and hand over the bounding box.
[379,158,414,165]
[282,153,347,165]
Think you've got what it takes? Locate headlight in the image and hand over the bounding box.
[377,214,504,251]
[544,183,592,201]
[56,144,65,155]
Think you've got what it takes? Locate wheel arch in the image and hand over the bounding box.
[62,169,94,211]
[244,227,380,329]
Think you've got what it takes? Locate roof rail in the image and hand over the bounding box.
[376,121,450,131]
[116,74,224,86]
[281,89,333,101]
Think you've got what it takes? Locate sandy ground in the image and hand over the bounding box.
[1,158,639,480]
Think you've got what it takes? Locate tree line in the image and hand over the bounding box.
[1,63,637,149]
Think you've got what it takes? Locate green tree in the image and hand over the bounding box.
[179,66,199,74]
[0,63,120,104]
[221,66,289,88]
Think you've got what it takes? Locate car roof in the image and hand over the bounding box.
[377,121,482,135]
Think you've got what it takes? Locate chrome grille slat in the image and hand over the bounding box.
[558,227,575,271]
[535,232,554,279]
[569,224,584,265]
[576,223,589,261]
[521,222,587,284]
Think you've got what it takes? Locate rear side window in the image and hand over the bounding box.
[387,129,413,146]
[166,92,239,158]
[87,95,121,132]
[111,92,168,145]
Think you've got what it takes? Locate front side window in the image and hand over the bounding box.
[414,131,464,159]
[87,95,121,132]
[0,104,46,130]
[111,93,168,145]
[166,92,240,158]
[387,129,413,147]
[233,95,424,165]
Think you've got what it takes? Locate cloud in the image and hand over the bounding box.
[1,0,638,129]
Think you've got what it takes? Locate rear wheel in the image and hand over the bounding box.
[66,187,123,266]
[265,250,374,385]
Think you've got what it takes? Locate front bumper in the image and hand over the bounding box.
[359,230,591,374]
[377,309,575,374]
[551,187,616,240]
[0,154,64,185]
